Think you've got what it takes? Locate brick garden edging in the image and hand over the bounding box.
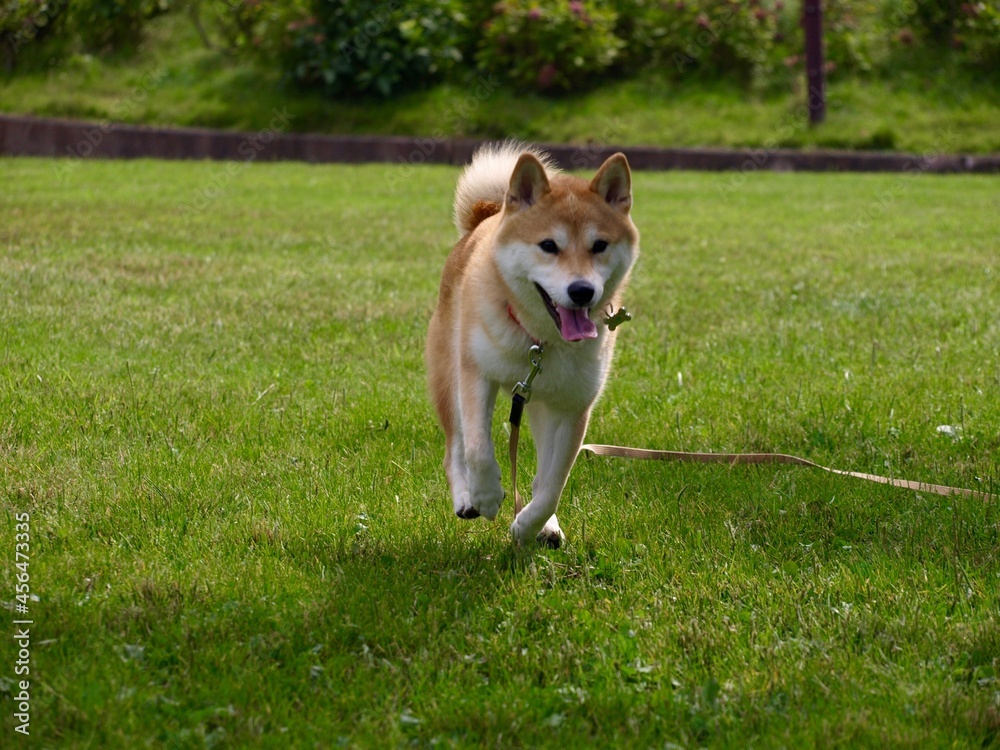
[2,113,998,173]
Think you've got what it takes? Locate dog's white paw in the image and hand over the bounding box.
[536,515,564,549]
[451,484,482,520]
[454,502,481,520]
[468,484,503,520]
[466,458,503,520]
[510,515,566,549]
[511,513,564,548]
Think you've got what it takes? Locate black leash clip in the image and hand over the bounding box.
[510,344,543,426]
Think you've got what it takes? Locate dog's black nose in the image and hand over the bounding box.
[567,281,595,307]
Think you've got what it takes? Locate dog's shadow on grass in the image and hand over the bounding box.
[286,521,568,601]
[317,524,547,577]
[277,526,571,642]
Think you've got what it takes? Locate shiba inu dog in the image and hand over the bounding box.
[426,143,639,546]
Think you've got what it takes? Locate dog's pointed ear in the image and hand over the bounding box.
[590,153,632,214]
[507,153,551,211]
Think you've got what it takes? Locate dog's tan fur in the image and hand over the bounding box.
[427,143,639,545]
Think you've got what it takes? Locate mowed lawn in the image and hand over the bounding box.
[0,157,998,748]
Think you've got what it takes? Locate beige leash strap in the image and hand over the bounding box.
[580,443,993,501]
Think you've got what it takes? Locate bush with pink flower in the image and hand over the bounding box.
[475,1,624,92]
[606,0,780,87]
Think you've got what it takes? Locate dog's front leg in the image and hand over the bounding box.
[457,366,504,520]
[510,402,589,546]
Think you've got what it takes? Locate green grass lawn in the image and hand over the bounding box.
[1,156,998,748]
[2,13,1000,155]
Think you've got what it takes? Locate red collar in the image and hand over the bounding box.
[507,303,542,346]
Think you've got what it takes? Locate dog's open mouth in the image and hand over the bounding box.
[534,283,598,342]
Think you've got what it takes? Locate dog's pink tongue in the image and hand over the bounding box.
[557,306,598,342]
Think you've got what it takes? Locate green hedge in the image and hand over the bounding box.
[4,0,998,96]
[70,0,172,52]
[1,0,68,70]
[475,1,623,92]
[281,0,464,97]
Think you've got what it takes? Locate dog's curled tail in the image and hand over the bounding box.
[453,141,559,236]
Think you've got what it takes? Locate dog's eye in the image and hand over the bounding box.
[538,239,559,254]
[592,239,609,254]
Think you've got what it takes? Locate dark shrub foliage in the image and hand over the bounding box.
[610,0,779,86]
[280,0,464,97]
[475,1,623,93]
[69,0,171,53]
[1,0,69,69]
